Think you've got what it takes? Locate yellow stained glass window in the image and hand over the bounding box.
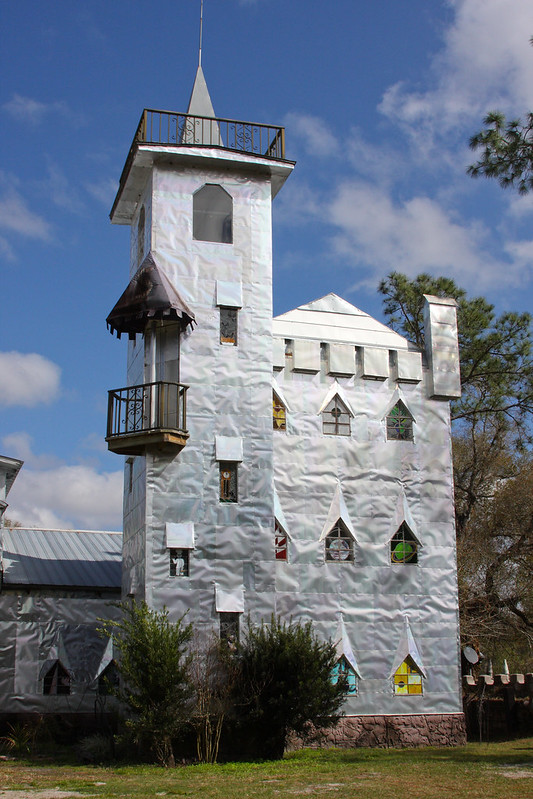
[273,392,286,430]
[393,655,423,695]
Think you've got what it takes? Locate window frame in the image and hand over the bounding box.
[274,518,288,561]
[193,184,233,244]
[219,612,240,644]
[393,655,424,695]
[386,400,414,441]
[325,520,354,563]
[332,655,358,695]
[219,461,238,503]
[322,394,351,436]
[273,391,287,431]
[43,660,71,696]
[219,306,238,345]
[390,523,418,565]
[169,547,190,577]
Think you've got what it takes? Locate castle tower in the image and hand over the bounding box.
[106,67,293,637]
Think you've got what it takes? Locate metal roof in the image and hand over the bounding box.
[1,528,122,590]
[273,293,414,350]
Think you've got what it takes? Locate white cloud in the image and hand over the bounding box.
[0,172,51,241]
[0,352,61,407]
[327,181,509,289]
[6,463,123,530]
[284,112,340,157]
[2,94,84,127]
[379,0,533,142]
[2,432,62,470]
[45,162,85,214]
[85,177,118,207]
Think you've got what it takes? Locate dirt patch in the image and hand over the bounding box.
[498,765,533,779]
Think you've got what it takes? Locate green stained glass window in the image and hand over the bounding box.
[387,400,413,441]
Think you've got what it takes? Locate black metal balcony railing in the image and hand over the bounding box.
[137,108,285,159]
[106,381,188,444]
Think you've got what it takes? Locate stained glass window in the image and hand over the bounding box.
[43,661,71,696]
[393,656,423,695]
[390,523,418,564]
[275,519,288,560]
[220,307,238,345]
[193,184,233,243]
[322,395,351,436]
[387,400,413,441]
[325,520,354,563]
[332,656,358,695]
[169,548,190,577]
[273,392,286,430]
[220,462,238,503]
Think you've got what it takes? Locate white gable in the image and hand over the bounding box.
[273,293,414,350]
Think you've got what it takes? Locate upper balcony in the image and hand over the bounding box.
[106,381,189,456]
[111,109,292,223]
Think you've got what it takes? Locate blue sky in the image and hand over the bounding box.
[2,0,533,529]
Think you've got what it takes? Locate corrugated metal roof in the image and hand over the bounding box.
[273,293,413,350]
[1,528,122,589]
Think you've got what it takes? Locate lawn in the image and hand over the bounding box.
[0,738,531,799]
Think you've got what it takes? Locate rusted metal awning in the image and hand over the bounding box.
[106,252,196,339]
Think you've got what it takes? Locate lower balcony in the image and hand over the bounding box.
[106,381,189,456]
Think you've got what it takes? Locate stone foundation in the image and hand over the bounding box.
[290,713,467,750]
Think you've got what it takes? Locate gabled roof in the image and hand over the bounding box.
[273,293,413,351]
[1,528,122,590]
[0,455,23,498]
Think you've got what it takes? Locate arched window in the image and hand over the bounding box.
[393,655,423,695]
[322,395,351,436]
[390,523,418,564]
[193,184,233,243]
[332,656,358,695]
[386,400,414,441]
[273,391,286,430]
[43,660,71,696]
[325,520,354,563]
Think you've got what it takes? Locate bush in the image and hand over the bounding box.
[230,616,345,760]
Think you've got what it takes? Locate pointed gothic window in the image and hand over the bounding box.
[387,400,414,441]
[332,656,358,695]
[273,391,286,430]
[43,661,71,696]
[98,661,120,695]
[325,520,354,563]
[193,184,233,243]
[275,519,288,560]
[393,655,424,695]
[322,395,351,436]
[390,523,418,564]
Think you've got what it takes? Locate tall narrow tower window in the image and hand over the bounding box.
[220,307,238,345]
[137,205,145,265]
[220,462,238,502]
[193,184,233,243]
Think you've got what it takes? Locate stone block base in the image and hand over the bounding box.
[291,713,467,750]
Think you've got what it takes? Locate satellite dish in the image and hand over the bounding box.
[463,646,479,665]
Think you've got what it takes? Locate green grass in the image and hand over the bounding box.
[0,739,532,799]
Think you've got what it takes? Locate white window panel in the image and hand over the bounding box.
[215,436,243,461]
[293,339,320,372]
[272,337,286,370]
[362,347,389,379]
[328,343,355,376]
[396,350,422,382]
[216,280,242,308]
[165,522,195,549]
